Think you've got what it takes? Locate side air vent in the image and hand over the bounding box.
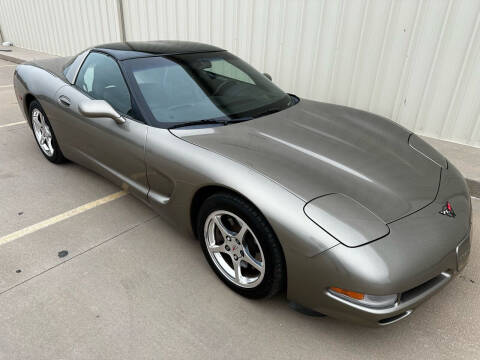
[400,272,449,303]
[378,310,412,325]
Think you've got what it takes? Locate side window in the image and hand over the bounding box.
[205,59,255,84]
[64,50,89,84]
[75,52,132,115]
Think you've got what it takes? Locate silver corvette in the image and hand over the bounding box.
[13,41,472,326]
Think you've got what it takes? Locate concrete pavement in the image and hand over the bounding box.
[0,57,479,359]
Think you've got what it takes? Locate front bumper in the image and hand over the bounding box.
[289,229,470,326]
[325,270,453,325]
[326,227,471,326]
[285,163,472,326]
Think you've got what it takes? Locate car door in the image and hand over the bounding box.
[54,51,149,200]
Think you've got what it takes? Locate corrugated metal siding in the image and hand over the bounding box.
[0,0,479,147]
[0,0,121,56]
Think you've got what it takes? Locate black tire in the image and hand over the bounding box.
[197,192,285,299]
[29,100,66,164]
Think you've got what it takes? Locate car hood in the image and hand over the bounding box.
[173,99,441,223]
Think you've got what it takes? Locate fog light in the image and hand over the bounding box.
[329,287,398,308]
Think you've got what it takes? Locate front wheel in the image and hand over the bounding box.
[197,192,285,299]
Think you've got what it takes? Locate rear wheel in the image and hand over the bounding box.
[29,100,66,164]
[197,192,285,299]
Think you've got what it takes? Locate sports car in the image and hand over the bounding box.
[13,41,472,326]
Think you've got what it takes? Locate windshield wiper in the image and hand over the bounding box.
[168,117,252,129]
[169,119,226,129]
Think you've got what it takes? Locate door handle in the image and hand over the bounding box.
[58,95,71,107]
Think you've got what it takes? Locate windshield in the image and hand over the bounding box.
[123,51,294,128]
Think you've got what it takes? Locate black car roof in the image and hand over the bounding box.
[94,40,225,60]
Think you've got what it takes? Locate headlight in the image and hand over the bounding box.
[304,194,389,247]
[409,134,447,168]
[329,287,398,308]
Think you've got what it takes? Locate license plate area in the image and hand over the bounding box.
[456,235,471,272]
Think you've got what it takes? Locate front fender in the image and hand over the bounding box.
[145,126,339,259]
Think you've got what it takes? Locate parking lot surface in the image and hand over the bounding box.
[0,59,479,359]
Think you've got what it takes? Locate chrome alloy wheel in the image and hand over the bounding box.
[204,210,265,288]
[32,108,54,157]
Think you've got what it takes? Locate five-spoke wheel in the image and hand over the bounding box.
[204,210,265,288]
[32,108,54,157]
[29,100,66,164]
[197,192,284,298]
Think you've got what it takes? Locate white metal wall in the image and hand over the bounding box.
[1,0,479,147]
[0,0,122,56]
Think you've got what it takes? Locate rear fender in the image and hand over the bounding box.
[14,64,67,127]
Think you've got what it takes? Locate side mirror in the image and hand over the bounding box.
[78,100,125,124]
[263,73,272,81]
